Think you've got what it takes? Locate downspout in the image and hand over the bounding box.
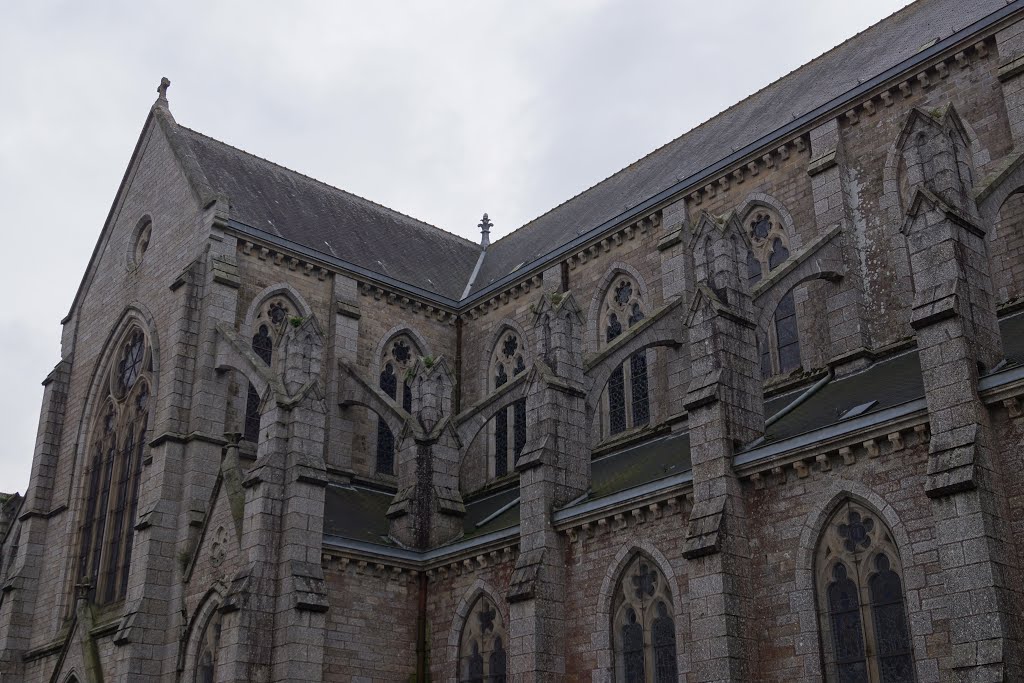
[745,368,833,450]
[416,571,428,681]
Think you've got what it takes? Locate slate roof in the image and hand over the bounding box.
[468,0,1006,295]
[177,127,483,301]
[158,1,1008,303]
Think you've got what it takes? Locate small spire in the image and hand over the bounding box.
[478,213,493,247]
[157,76,171,103]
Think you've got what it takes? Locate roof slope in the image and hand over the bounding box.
[469,0,1006,295]
[178,127,483,300]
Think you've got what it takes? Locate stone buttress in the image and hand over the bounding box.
[900,106,1024,680]
[387,356,466,550]
[683,216,764,681]
[507,292,589,681]
[217,316,330,683]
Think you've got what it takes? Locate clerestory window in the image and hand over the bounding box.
[376,334,420,475]
[745,209,802,378]
[243,298,292,443]
[599,274,651,438]
[490,330,527,478]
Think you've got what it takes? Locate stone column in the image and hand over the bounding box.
[508,292,588,681]
[0,360,70,679]
[683,222,763,682]
[807,119,871,373]
[387,357,465,550]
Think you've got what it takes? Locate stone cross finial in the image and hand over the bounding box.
[157,77,171,101]
[478,213,493,247]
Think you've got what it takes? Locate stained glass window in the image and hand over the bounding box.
[599,274,652,439]
[489,329,527,479]
[816,501,916,682]
[76,327,152,605]
[458,596,508,683]
[375,335,420,475]
[745,208,802,378]
[612,554,678,682]
[242,298,291,444]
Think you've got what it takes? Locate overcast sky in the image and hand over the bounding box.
[1,0,913,494]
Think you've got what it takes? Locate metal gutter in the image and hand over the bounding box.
[734,397,928,467]
[457,2,1024,306]
[323,524,520,564]
[552,470,694,526]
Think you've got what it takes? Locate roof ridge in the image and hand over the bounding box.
[488,0,935,249]
[177,125,483,250]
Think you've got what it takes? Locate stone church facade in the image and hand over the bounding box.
[7,0,1024,680]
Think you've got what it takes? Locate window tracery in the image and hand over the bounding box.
[612,554,678,682]
[458,595,508,682]
[376,334,420,475]
[599,274,650,438]
[489,330,527,478]
[815,500,915,682]
[76,326,152,605]
[744,208,801,378]
[243,297,294,443]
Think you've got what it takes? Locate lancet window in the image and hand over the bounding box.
[490,329,527,478]
[376,334,420,475]
[612,554,678,682]
[745,209,801,378]
[815,500,915,682]
[194,609,223,683]
[243,298,292,443]
[76,326,153,604]
[599,274,651,438]
[458,595,508,683]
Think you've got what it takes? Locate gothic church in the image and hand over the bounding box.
[5,0,1024,680]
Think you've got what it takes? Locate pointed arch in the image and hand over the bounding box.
[480,318,531,394]
[735,192,798,246]
[594,538,687,681]
[68,305,158,607]
[180,583,228,683]
[793,481,922,680]
[372,325,433,368]
[241,283,312,340]
[586,262,651,354]
[445,578,509,683]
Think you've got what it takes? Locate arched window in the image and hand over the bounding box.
[194,608,223,683]
[76,326,153,604]
[458,594,507,683]
[611,554,678,682]
[376,334,420,475]
[599,274,650,438]
[490,329,527,478]
[243,298,292,443]
[815,500,915,682]
[745,209,801,378]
